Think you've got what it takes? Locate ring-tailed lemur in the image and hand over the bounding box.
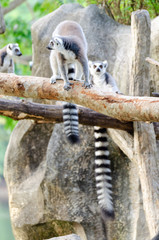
[89,60,121,220]
[0,43,22,73]
[47,20,91,91]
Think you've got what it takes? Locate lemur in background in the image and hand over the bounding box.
[0,43,22,73]
[89,60,121,220]
[47,20,91,143]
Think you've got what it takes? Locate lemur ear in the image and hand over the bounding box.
[8,44,13,50]
[53,37,62,45]
[103,60,108,68]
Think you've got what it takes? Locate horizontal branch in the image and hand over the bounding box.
[146,57,159,67]
[0,98,132,131]
[1,73,159,122]
[3,0,26,15]
[14,55,32,65]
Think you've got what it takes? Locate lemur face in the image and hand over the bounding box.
[7,43,22,57]
[89,60,108,76]
[47,37,64,52]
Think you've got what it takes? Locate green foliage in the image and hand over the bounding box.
[78,0,159,24]
[1,0,10,8]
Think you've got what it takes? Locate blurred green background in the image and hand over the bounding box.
[0,0,158,239]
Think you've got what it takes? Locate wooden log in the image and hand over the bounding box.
[0,98,133,131]
[1,73,159,122]
[130,10,159,238]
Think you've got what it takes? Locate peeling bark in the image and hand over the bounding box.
[1,73,159,123]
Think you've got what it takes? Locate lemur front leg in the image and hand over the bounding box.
[79,56,92,89]
[8,59,14,73]
[50,51,61,84]
[58,54,72,91]
[75,61,83,81]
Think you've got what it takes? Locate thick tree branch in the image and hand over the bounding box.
[3,0,27,15]
[146,57,159,67]
[0,73,159,123]
[0,3,5,34]
[14,55,32,66]
[0,98,133,131]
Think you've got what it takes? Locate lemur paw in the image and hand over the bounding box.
[82,82,92,89]
[50,76,57,84]
[64,83,72,91]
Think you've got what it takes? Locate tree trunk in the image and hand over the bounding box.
[130,10,159,238]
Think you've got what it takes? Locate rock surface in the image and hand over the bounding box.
[4,3,159,240]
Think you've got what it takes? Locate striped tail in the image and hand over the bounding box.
[68,63,75,80]
[63,103,80,144]
[94,126,114,220]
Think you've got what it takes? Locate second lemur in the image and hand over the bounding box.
[89,60,121,220]
[0,43,22,73]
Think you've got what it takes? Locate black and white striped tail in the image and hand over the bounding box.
[68,63,75,80]
[94,126,114,220]
[63,103,80,144]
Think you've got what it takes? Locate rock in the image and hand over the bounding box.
[4,3,159,240]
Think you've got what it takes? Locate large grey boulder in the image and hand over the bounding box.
[4,3,159,240]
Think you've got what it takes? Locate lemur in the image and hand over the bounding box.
[47,20,91,91]
[89,60,121,220]
[0,43,22,73]
[47,20,91,143]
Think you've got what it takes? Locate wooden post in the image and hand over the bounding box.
[130,10,159,238]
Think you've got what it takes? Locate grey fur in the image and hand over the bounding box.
[47,20,91,90]
[0,43,22,73]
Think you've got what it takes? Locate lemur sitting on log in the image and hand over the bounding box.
[0,43,22,73]
[88,59,122,221]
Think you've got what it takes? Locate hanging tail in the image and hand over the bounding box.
[94,126,114,220]
[63,103,80,144]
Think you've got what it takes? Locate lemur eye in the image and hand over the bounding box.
[93,65,96,69]
[15,49,19,52]
[99,65,103,69]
